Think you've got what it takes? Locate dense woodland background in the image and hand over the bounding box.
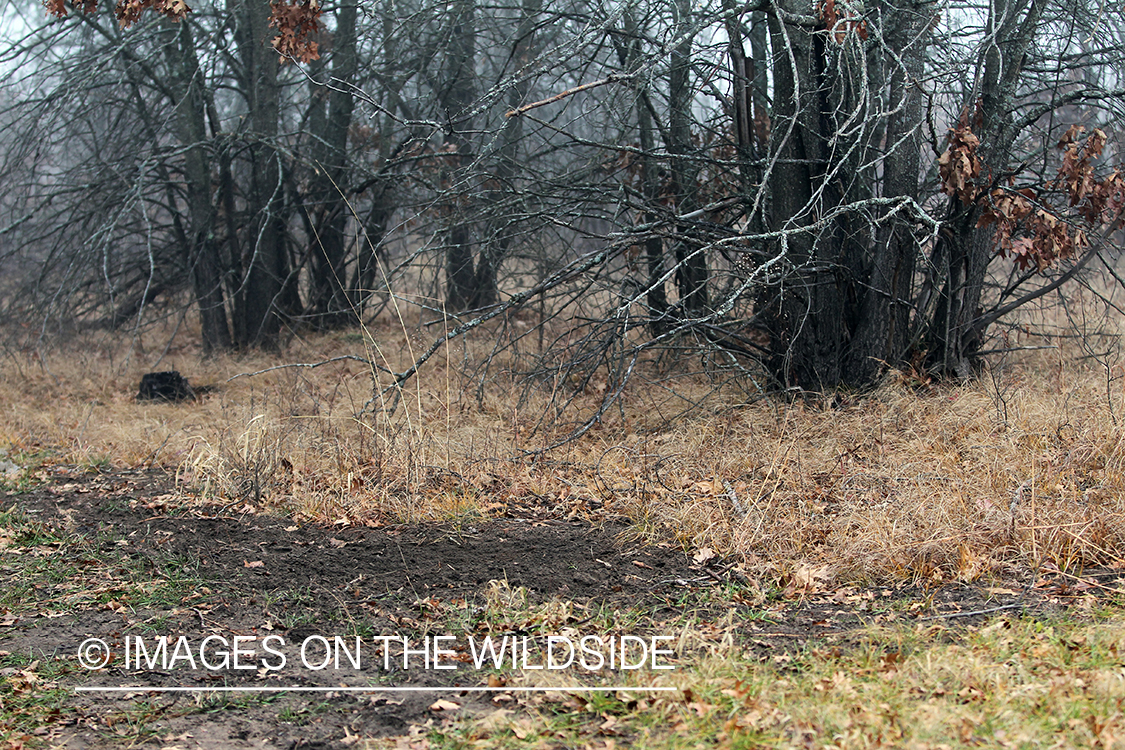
[1,0,1123,410]
[2,4,1125,715]
[3,6,1125,745]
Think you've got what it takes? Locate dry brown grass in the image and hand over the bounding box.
[2,304,1123,588]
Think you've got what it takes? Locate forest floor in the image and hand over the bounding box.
[3,466,1125,749]
[2,322,1125,747]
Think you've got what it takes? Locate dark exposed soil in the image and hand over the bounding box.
[1,468,1115,749]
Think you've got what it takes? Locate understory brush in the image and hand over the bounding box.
[1,303,1123,589]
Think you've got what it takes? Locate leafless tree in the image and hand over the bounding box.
[2,0,1124,428]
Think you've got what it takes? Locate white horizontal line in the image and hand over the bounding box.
[76,686,677,693]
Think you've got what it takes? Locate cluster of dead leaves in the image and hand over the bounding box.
[938,124,982,205]
[979,126,1124,270]
[44,0,98,19]
[940,118,1125,272]
[269,0,321,62]
[45,0,189,26]
[1056,125,1125,227]
[817,0,869,44]
[45,0,321,63]
[975,181,1086,271]
[115,0,188,27]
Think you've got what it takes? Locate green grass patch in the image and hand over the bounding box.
[0,504,207,616]
[418,611,1125,749]
[0,652,77,747]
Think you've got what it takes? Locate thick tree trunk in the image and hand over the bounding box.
[308,2,359,329]
[761,0,945,390]
[843,0,926,384]
[231,0,287,348]
[166,21,231,354]
[764,3,851,390]
[446,224,477,311]
[440,0,481,312]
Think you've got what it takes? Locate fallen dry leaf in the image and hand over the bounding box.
[429,699,460,711]
[693,547,716,564]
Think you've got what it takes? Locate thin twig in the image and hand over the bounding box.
[975,345,1058,356]
[919,602,1025,620]
[226,355,390,382]
[922,558,1043,621]
[505,74,626,118]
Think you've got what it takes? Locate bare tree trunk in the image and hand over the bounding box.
[617,10,669,335]
[476,0,540,310]
[844,0,926,384]
[231,0,286,348]
[763,2,847,389]
[165,21,231,354]
[925,0,1044,376]
[440,0,480,312]
[307,1,359,329]
[350,191,393,309]
[668,0,708,315]
[722,0,768,195]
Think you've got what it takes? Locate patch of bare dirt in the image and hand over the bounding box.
[3,468,1121,749]
[1,469,709,749]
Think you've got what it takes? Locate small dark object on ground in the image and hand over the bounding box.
[137,371,195,402]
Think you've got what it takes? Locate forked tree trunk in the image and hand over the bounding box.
[843,0,926,384]
[923,0,1043,377]
[763,1,853,389]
